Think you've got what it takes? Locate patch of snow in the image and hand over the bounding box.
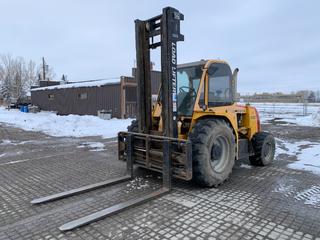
[0,139,33,145]
[0,151,24,158]
[77,142,105,152]
[275,138,314,155]
[273,183,293,194]
[295,186,320,206]
[276,138,320,175]
[284,114,320,127]
[125,177,150,192]
[0,158,30,166]
[1,139,50,146]
[17,140,49,145]
[275,146,288,158]
[31,79,120,91]
[164,194,200,208]
[260,114,320,127]
[273,179,320,207]
[0,139,13,145]
[0,107,132,138]
[239,164,252,169]
[272,180,295,196]
[288,143,320,175]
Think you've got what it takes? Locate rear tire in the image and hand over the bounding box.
[249,132,275,166]
[127,120,138,132]
[189,119,236,187]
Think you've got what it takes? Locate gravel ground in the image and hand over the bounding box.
[0,122,320,240]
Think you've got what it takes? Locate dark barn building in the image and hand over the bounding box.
[31,70,161,118]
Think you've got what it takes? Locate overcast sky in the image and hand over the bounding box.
[0,0,319,93]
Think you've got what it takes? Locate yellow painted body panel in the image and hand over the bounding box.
[242,104,260,139]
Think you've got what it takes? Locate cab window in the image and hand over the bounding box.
[208,63,232,107]
[177,65,202,116]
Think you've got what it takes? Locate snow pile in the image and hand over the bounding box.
[0,107,132,138]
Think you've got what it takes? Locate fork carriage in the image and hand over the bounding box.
[118,131,193,181]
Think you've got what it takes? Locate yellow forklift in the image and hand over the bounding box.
[31,7,275,231]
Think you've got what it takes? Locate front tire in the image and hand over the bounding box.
[189,119,236,187]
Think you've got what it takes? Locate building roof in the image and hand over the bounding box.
[31,78,120,91]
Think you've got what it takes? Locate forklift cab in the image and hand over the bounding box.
[177,60,235,118]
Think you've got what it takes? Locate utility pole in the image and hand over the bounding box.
[42,57,46,81]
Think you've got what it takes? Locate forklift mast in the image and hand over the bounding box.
[135,7,184,138]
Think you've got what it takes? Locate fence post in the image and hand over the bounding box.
[303,101,308,116]
[272,95,275,118]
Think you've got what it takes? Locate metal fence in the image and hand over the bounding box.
[243,102,320,118]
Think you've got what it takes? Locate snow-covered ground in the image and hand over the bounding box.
[0,107,132,138]
[276,138,320,175]
[288,143,320,175]
[250,103,320,177]
[246,102,320,127]
[274,138,320,207]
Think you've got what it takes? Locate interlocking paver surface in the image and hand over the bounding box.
[1,123,320,239]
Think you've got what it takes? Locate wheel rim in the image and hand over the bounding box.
[263,140,273,160]
[210,135,230,173]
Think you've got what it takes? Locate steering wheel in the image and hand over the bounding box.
[179,86,196,97]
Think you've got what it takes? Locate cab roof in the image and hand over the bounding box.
[178,59,229,69]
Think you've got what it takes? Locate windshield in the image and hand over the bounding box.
[177,64,203,116]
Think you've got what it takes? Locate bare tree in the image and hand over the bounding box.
[0,54,55,100]
[25,60,38,89]
[0,54,15,100]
